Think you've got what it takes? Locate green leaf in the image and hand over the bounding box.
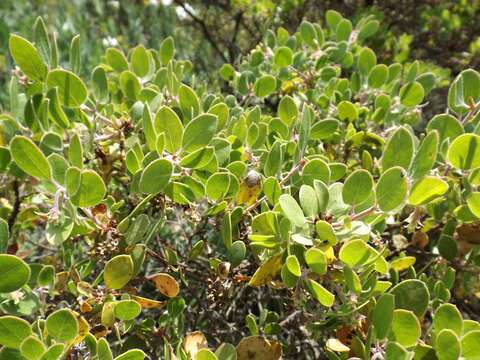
[114,349,145,360]
[196,349,218,360]
[69,35,81,74]
[0,316,32,349]
[461,330,480,359]
[154,106,184,154]
[69,169,106,207]
[274,46,293,68]
[410,131,439,179]
[254,75,276,98]
[278,96,297,126]
[299,21,317,47]
[382,127,414,171]
[373,293,394,340]
[206,172,230,201]
[389,309,421,348]
[357,47,376,75]
[299,185,318,218]
[33,17,51,65]
[20,336,46,360]
[400,81,424,107]
[315,220,336,245]
[46,69,88,107]
[337,101,358,122]
[9,34,47,81]
[264,140,283,177]
[182,114,218,152]
[0,254,31,293]
[434,303,463,336]
[114,300,142,321]
[105,48,129,73]
[46,309,78,341]
[358,20,379,42]
[390,279,430,317]
[426,114,463,143]
[131,45,153,80]
[215,343,236,360]
[448,69,480,113]
[262,177,281,205]
[160,37,175,65]
[139,159,173,194]
[279,194,306,228]
[92,66,109,103]
[46,87,70,128]
[305,248,327,275]
[385,342,410,360]
[0,219,8,253]
[447,133,480,170]
[313,180,329,213]
[68,133,83,168]
[336,19,352,42]
[436,329,460,360]
[104,255,134,290]
[310,119,339,140]
[342,169,373,206]
[179,147,215,169]
[40,344,65,360]
[119,71,141,100]
[376,166,408,213]
[10,136,52,180]
[368,64,388,88]
[97,338,113,360]
[339,239,370,267]
[307,279,334,307]
[281,255,301,288]
[179,84,200,120]
[408,176,449,206]
[303,159,330,186]
[467,192,480,218]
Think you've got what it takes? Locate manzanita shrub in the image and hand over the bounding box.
[0,10,480,360]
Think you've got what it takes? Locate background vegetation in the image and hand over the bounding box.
[1,0,479,106]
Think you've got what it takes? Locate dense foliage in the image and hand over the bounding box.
[1,8,480,360]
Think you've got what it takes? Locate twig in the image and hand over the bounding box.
[245,159,306,213]
[7,180,21,232]
[331,205,377,229]
[461,100,480,125]
[173,0,228,63]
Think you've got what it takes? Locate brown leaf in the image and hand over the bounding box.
[236,336,282,360]
[184,331,208,358]
[147,273,180,297]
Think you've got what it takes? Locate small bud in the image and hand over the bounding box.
[218,262,231,278]
[245,170,261,188]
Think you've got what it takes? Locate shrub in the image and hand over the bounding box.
[1,10,480,360]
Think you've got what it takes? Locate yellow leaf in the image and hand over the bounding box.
[101,301,116,328]
[147,273,180,297]
[132,295,166,309]
[390,256,416,271]
[72,314,90,345]
[318,244,336,263]
[326,338,350,352]
[184,331,208,358]
[236,170,262,205]
[248,254,282,287]
[236,336,282,360]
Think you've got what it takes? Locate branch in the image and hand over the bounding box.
[173,0,229,63]
[7,180,21,232]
